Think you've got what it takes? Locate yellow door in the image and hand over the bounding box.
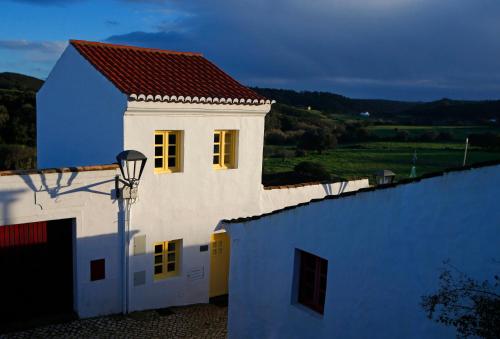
[209,232,230,297]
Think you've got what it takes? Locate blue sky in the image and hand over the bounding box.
[1,0,500,101]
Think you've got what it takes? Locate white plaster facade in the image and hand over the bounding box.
[0,167,122,318]
[224,165,500,339]
[0,41,371,319]
[0,167,367,318]
[37,45,127,168]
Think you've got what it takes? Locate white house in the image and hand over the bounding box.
[0,40,369,322]
[223,163,500,338]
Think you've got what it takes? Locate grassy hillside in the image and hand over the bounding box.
[264,142,500,182]
[0,72,43,92]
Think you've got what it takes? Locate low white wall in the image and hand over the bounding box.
[0,164,370,320]
[226,165,500,339]
[260,179,369,214]
[0,167,122,318]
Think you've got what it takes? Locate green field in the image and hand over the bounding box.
[367,125,500,140]
[263,141,500,181]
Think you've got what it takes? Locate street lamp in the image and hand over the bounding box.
[115,150,147,315]
[115,150,147,199]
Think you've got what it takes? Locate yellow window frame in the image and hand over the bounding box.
[213,130,237,170]
[153,239,181,280]
[154,131,182,173]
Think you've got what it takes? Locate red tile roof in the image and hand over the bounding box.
[70,40,271,105]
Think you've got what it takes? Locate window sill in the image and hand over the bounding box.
[153,273,181,282]
[154,170,182,174]
[212,166,237,171]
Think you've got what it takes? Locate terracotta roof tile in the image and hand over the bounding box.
[70,40,271,105]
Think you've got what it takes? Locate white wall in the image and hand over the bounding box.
[37,45,127,168]
[121,101,370,313]
[29,43,373,318]
[123,101,271,311]
[226,165,500,339]
[260,179,369,214]
[0,167,122,318]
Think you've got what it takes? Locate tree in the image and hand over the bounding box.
[298,128,337,154]
[265,129,287,145]
[421,261,500,338]
[0,105,8,128]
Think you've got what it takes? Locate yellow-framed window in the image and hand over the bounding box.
[153,239,181,280]
[213,130,237,169]
[154,131,182,173]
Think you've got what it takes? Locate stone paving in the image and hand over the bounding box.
[1,304,227,339]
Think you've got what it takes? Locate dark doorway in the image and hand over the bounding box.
[0,219,75,332]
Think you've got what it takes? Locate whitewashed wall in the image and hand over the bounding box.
[124,101,270,311]
[0,167,122,318]
[37,45,127,168]
[260,179,369,214]
[30,44,372,318]
[226,165,500,339]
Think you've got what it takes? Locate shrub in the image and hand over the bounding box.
[395,130,410,141]
[298,128,337,154]
[417,130,439,142]
[437,131,454,141]
[295,148,306,157]
[293,161,331,181]
[469,133,500,149]
[0,144,36,170]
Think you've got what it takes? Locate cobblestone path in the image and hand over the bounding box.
[1,304,227,339]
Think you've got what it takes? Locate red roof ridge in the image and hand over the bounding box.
[70,39,203,57]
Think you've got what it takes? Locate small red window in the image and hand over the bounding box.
[298,250,328,314]
[90,259,105,281]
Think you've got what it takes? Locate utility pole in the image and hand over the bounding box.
[410,149,417,178]
[463,138,469,166]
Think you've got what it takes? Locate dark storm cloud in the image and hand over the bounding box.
[105,0,500,100]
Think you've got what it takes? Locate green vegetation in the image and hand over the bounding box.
[264,142,500,182]
[258,88,500,183]
[367,125,500,141]
[0,74,39,169]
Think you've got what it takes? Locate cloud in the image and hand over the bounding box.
[6,0,84,5]
[9,0,498,99]
[105,20,120,26]
[0,40,66,55]
[0,40,66,79]
[102,0,500,100]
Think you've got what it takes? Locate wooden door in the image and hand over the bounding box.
[209,232,230,297]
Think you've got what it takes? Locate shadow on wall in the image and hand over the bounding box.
[321,180,348,196]
[0,170,116,224]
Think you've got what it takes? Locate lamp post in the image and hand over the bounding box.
[115,150,147,199]
[115,150,147,314]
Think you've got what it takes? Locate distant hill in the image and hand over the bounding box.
[253,87,500,123]
[253,87,417,115]
[0,72,43,92]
